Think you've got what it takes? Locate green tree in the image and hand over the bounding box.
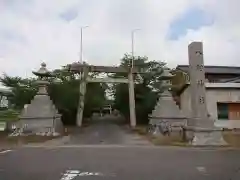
[0,74,37,109]
[0,66,107,125]
[49,67,108,124]
[84,82,107,118]
[111,54,167,124]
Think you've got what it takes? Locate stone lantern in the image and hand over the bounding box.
[148,68,187,136]
[17,63,63,136]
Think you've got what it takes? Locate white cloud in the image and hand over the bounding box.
[166,0,240,66]
[0,0,239,78]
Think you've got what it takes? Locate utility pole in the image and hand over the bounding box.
[131,29,140,68]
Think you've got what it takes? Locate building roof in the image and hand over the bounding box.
[218,76,240,83]
[176,65,240,75]
[205,83,240,88]
[177,82,240,96]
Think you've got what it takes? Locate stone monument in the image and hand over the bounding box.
[187,42,227,145]
[16,63,63,136]
[149,69,187,135]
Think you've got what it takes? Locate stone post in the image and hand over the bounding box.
[128,71,136,127]
[188,42,227,146]
[188,42,210,129]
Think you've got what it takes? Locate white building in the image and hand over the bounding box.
[179,83,240,129]
[0,87,11,108]
[175,65,240,129]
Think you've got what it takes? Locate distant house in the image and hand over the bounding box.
[175,65,240,83]
[0,87,12,131]
[174,65,240,129]
[0,87,12,109]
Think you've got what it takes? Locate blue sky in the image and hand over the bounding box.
[168,8,214,40]
[0,0,239,77]
[60,8,79,22]
[58,6,214,40]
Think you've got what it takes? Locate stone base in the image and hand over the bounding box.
[36,131,60,136]
[191,131,228,146]
[9,130,61,137]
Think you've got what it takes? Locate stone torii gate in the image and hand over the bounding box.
[69,63,143,127]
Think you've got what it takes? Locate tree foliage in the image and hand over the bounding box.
[111,54,167,124]
[0,66,107,125]
[0,74,37,109]
[0,55,170,126]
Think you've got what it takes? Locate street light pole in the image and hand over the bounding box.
[80,26,89,64]
[131,29,140,69]
[80,28,83,63]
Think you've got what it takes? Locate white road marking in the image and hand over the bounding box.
[66,170,80,174]
[60,170,79,180]
[78,172,104,176]
[0,150,12,154]
[196,166,206,172]
[60,170,113,179]
[196,166,208,175]
[60,173,78,180]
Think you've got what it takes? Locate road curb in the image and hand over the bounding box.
[20,144,240,151]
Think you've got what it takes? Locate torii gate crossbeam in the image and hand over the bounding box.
[68,63,143,128]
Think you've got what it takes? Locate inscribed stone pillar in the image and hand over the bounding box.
[188,42,227,146]
[188,42,209,125]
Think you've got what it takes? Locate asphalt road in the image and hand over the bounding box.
[1,116,240,179]
[1,146,240,180]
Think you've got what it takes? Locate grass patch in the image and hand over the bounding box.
[132,126,148,135]
[133,125,188,146]
[150,134,188,146]
[6,135,60,144]
[132,126,240,148]
[0,109,20,122]
[223,130,240,147]
[1,136,61,146]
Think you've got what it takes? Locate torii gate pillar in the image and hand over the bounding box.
[69,63,140,128]
[128,71,136,127]
[76,65,88,127]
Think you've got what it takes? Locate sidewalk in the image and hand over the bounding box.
[0,143,19,151]
[24,135,70,147]
[1,134,70,150]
